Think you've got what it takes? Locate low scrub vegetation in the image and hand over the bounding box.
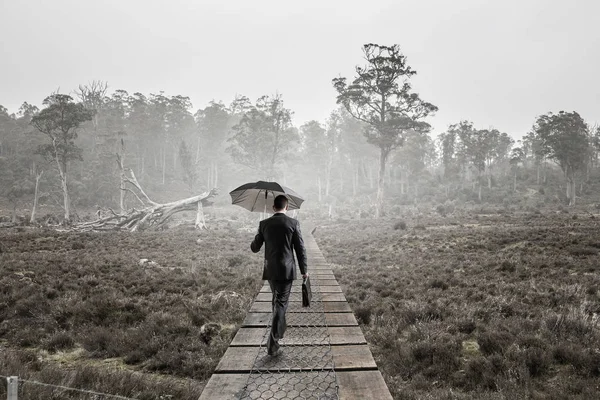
[316,210,600,399]
[0,222,262,399]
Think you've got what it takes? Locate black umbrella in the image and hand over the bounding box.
[229,181,304,213]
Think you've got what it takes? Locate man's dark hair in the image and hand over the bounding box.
[274,195,289,210]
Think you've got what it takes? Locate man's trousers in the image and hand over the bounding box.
[267,279,293,355]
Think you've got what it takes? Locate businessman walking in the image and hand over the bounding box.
[251,194,308,356]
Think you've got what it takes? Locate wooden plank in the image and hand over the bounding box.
[255,292,346,302]
[249,301,352,313]
[331,345,377,370]
[215,344,376,372]
[337,370,393,400]
[197,373,247,400]
[201,371,339,398]
[243,312,358,327]
[269,278,338,286]
[308,270,334,275]
[230,327,366,346]
[328,326,366,345]
[259,285,343,293]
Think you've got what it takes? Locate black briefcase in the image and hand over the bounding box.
[302,276,312,307]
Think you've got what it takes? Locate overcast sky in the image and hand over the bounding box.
[1,0,599,140]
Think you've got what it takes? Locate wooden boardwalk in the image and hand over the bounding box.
[199,232,393,400]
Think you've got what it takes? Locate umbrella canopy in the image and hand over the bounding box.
[229,181,305,212]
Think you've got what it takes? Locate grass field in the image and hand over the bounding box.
[0,222,262,399]
[314,210,600,399]
[1,210,599,399]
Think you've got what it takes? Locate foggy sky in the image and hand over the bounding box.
[1,0,599,141]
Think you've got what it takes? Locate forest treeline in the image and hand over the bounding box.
[1,45,600,223]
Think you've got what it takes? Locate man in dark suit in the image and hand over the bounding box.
[251,194,308,356]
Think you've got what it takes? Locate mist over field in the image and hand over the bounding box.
[1,1,600,399]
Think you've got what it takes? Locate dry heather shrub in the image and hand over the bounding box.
[45,331,75,353]
[354,305,372,325]
[477,331,514,355]
[394,220,407,230]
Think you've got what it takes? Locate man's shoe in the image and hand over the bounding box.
[268,348,283,357]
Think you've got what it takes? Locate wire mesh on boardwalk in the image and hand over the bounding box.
[238,283,339,400]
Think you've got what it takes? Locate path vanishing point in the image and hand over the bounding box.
[198,229,393,400]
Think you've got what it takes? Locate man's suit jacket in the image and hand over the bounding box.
[251,213,307,281]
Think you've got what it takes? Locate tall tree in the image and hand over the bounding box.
[195,101,231,188]
[300,120,327,201]
[227,94,297,180]
[509,146,524,192]
[523,130,548,185]
[533,111,589,206]
[179,140,198,192]
[393,130,436,198]
[337,107,377,196]
[333,43,437,217]
[30,94,94,221]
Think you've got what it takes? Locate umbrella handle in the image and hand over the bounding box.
[264,190,267,215]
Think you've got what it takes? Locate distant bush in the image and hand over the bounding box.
[456,319,476,334]
[227,254,245,268]
[45,331,75,353]
[498,260,516,273]
[524,347,551,377]
[429,279,448,290]
[477,331,514,355]
[568,246,598,256]
[71,241,85,250]
[354,305,372,325]
[394,220,407,230]
[435,205,446,216]
[459,356,500,390]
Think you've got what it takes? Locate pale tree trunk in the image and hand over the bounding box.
[61,177,70,221]
[52,139,71,221]
[139,146,146,178]
[214,162,218,188]
[317,176,322,202]
[487,172,492,189]
[352,164,358,197]
[566,174,576,206]
[30,170,44,223]
[543,161,547,184]
[586,164,590,183]
[368,164,374,189]
[196,138,201,164]
[400,170,405,195]
[413,178,418,204]
[117,152,126,214]
[375,148,390,219]
[195,201,207,230]
[536,164,540,185]
[162,148,167,185]
[173,147,178,171]
[325,164,331,196]
[513,171,517,192]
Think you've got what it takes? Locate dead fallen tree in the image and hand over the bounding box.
[72,168,218,232]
